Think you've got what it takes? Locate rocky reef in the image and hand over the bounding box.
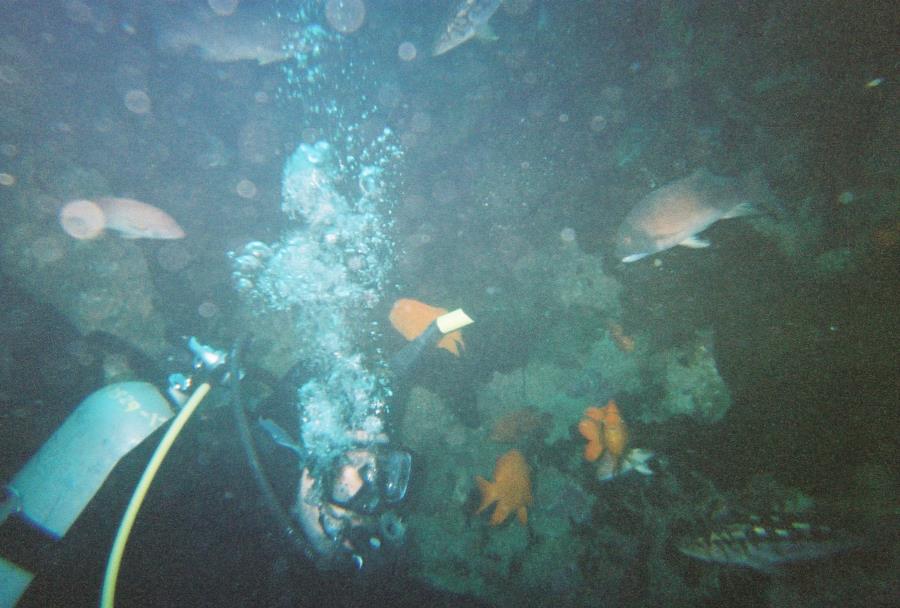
[641,329,731,423]
[395,235,738,606]
[0,159,169,357]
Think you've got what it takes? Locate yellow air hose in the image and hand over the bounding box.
[100,381,212,608]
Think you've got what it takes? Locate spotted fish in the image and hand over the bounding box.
[433,0,501,56]
[678,518,861,574]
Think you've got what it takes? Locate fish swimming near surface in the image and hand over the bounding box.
[678,518,861,574]
[94,197,185,240]
[433,0,501,56]
[156,5,290,65]
[615,168,770,263]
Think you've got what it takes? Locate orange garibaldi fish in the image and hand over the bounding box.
[578,400,629,463]
[475,449,533,526]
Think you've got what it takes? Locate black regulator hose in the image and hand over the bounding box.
[229,339,310,558]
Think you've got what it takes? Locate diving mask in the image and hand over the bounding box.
[328,448,411,515]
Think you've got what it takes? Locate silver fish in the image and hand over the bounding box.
[258,417,303,457]
[595,448,654,482]
[157,6,290,65]
[615,168,767,263]
[433,0,501,56]
[678,519,860,573]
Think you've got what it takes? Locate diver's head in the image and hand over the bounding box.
[295,444,411,571]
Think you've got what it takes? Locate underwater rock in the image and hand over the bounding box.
[517,535,587,608]
[407,511,482,597]
[534,466,596,528]
[489,406,551,444]
[747,198,825,268]
[476,362,582,444]
[811,247,858,279]
[232,306,304,379]
[512,239,623,318]
[0,35,47,135]
[641,329,731,423]
[582,333,644,397]
[399,386,468,454]
[743,473,816,516]
[0,168,170,357]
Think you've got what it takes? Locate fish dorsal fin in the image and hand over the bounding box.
[679,235,710,249]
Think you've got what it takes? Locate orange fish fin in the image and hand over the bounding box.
[517,506,528,525]
[490,504,510,526]
[475,476,494,514]
[577,418,599,441]
[578,418,604,461]
[584,406,605,422]
[601,401,623,426]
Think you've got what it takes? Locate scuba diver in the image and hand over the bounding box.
[0,303,470,605]
[247,305,473,572]
[252,372,411,572]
